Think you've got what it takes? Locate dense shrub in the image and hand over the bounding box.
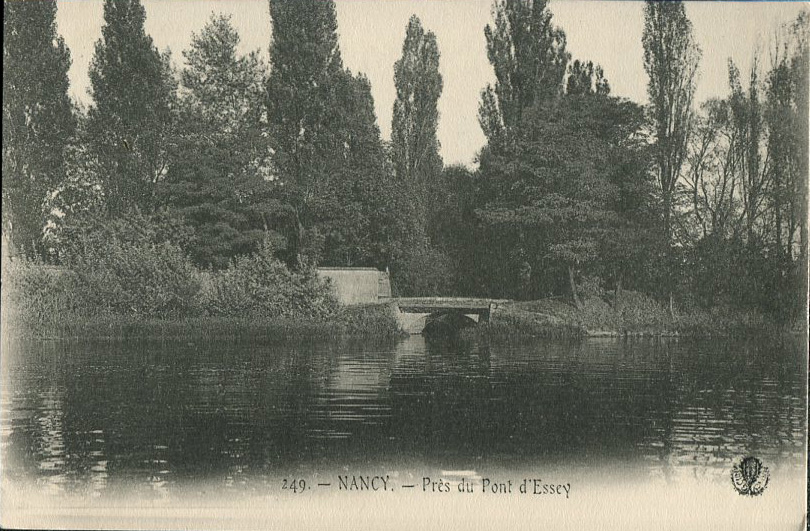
[504,290,779,337]
[468,304,586,340]
[576,275,606,300]
[674,305,773,336]
[2,256,81,329]
[53,208,192,264]
[391,244,456,296]
[687,235,801,324]
[510,297,618,332]
[72,239,203,317]
[579,296,622,331]
[614,290,672,332]
[202,243,339,319]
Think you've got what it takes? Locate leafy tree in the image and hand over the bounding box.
[86,0,177,216]
[678,13,808,322]
[766,61,792,255]
[477,93,649,304]
[479,0,569,144]
[425,164,481,295]
[642,0,700,241]
[788,12,809,321]
[473,0,573,298]
[161,14,277,269]
[267,0,403,270]
[3,0,76,258]
[319,71,405,268]
[566,60,610,96]
[391,15,443,235]
[682,98,742,242]
[764,13,808,263]
[266,0,344,263]
[727,58,768,246]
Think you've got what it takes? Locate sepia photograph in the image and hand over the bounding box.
[1,0,808,529]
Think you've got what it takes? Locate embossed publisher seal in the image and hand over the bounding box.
[731,456,769,496]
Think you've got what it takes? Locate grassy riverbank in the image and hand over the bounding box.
[2,302,404,342]
[1,241,406,342]
[4,283,787,342]
[467,292,787,340]
[2,250,788,342]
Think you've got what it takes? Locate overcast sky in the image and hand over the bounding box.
[55,0,806,166]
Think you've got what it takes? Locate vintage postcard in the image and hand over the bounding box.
[1,0,807,529]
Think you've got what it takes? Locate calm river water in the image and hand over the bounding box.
[1,334,806,528]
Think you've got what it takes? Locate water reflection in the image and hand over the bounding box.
[0,334,805,497]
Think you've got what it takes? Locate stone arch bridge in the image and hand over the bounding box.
[391,297,509,335]
[316,267,509,335]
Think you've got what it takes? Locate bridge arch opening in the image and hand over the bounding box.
[422,311,479,337]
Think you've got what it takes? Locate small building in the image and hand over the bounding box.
[317,267,391,305]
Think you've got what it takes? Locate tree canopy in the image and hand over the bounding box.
[3,0,76,258]
[479,0,570,144]
[392,14,443,221]
[86,0,177,216]
[161,14,275,269]
[2,0,805,322]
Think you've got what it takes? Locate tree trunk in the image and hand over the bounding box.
[662,189,676,318]
[663,198,671,242]
[614,278,623,312]
[801,184,809,326]
[569,265,582,310]
[289,207,306,268]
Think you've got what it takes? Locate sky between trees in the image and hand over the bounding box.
[55,0,805,166]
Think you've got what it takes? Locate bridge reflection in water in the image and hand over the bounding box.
[388,297,510,334]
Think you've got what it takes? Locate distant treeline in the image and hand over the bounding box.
[2,0,807,323]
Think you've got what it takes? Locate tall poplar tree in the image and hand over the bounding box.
[474,0,570,296]
[391,15,443,218]
[3,0,76,258]
[86,0,176,216]
[320,71,405,267]
[642,0,700,312]
[266,0,344,263]
[642,0,700,241]
[266,0,397,268]
[790,13,809,319]
[478,0,569,144]
[765,13,808,261]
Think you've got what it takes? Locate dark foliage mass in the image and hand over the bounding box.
[3,0,76,258]
[2,0,806,327]
[161,14,276,269]
[85,0,177,216]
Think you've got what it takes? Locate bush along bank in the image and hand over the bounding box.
[1,241,404,341]
[467,292,785,340]
[2,238,783,342]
